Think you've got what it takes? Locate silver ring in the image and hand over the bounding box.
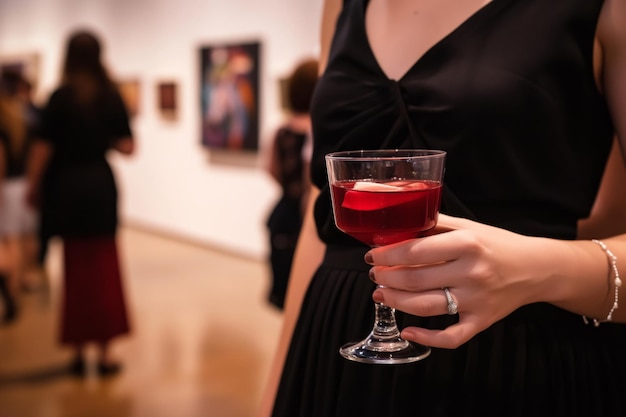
[443,287,458,315]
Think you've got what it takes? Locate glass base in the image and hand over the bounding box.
[339,335,431,364]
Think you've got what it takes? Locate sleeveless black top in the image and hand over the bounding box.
[310,0,613,245]
[272,126,308,202]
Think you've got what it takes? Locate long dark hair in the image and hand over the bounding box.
[61,30,114,103]
[0,71,28,157]
[287,58,319,114]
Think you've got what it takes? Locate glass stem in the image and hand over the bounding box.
[373,302,402,339]
[366,285,408,350]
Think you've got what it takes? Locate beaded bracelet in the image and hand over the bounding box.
[582,239,622,327]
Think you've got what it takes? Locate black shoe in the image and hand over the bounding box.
[2,304,18,324]
[0,275,18,325]
[68,357,87,376]
[97,361,122,377]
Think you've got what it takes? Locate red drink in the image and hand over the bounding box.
[325,150,445,364]
[331,180,442,247]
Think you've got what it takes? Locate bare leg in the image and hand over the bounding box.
[97,342,122,376]
[20,234,42,291]
[69,344,87,376]
[5,236,22,291]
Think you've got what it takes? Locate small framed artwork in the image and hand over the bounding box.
[157,81,177,120]
[200,41,261,151]
[278,77,290,112]
[118,79,141,118]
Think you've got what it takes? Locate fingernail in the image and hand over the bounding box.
[364,252,373,264]
[373,289,384,303]
[368,269,376,284]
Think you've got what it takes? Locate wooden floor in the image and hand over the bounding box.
[0,227,283,417]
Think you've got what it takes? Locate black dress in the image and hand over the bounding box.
[266,126,308,309]
[38,84,132,345]
[273,1,626,416]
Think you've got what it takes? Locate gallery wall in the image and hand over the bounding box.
[0,0,324,259]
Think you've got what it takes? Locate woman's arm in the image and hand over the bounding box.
[26,139,53,208]
[318,0,343,72]
[578,138,626,239]
[367,218,626,349]
[598,0,626,157]
[580,0,626,239]
[257,4,342,415]
[111,136,135,155]
[266,131,281,183]
[257,186,325,416]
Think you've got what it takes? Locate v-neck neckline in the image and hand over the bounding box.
[361,0,503,82]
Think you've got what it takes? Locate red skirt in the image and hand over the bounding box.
[61,236,130,345]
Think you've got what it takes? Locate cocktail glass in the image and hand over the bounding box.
[325,149,446,364]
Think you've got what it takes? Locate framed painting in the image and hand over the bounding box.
[157,81,177,120]
[200,41,260,151]
[117,78,141,118]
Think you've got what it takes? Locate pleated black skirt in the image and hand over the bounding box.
[272,246,626,417]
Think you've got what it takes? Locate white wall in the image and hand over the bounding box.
[0,0,324,259]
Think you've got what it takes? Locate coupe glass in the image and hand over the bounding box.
[325,149,446,364]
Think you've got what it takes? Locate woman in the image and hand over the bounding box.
[265,58,318,310]
[0,72,40,300]
[27,29,135,376]
[0,73,35,324]
[261,0,626,416]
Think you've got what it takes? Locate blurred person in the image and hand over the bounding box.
[16,76,41,130]
[27,29,135,376]
[0,71,42,293]
[265,58,318,310]
[15,74,48,288]
[0,71,39,323]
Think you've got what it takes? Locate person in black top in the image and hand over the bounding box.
[0,70,39,324]
[27,29,135,376]
[260,1,626,416]
[0,71,42,294]
[265,58,318,310]
[0,86,22,323]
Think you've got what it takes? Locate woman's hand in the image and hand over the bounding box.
[366,214,552,349]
